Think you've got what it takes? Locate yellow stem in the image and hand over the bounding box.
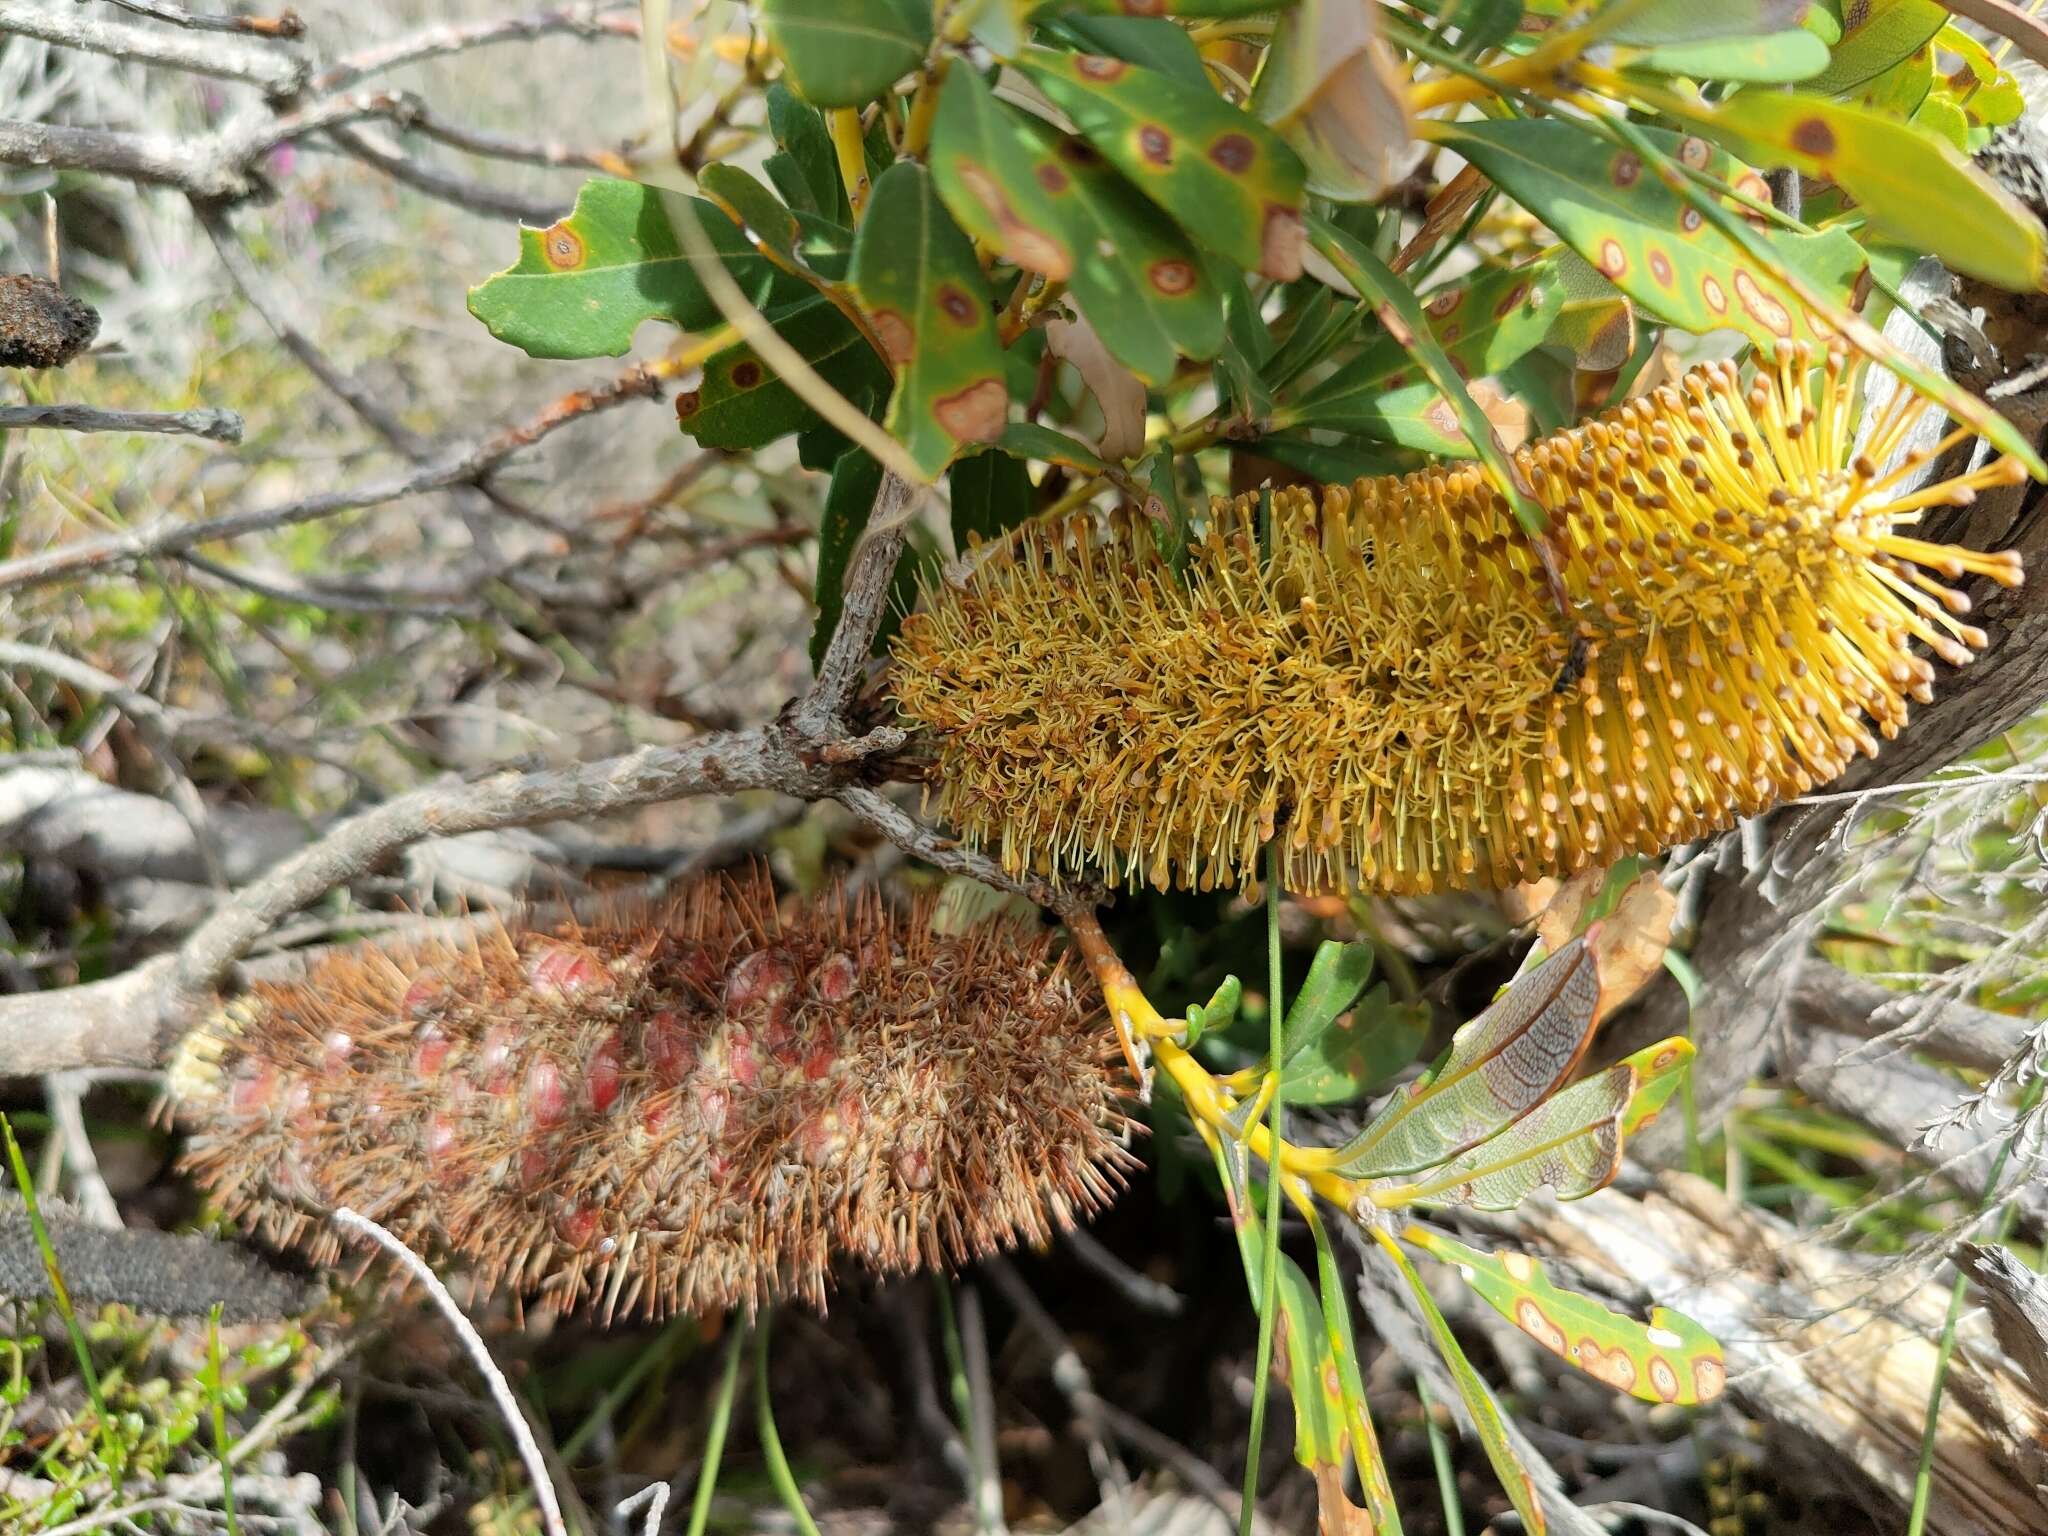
[827,108,871,220]
[903,59,949,160]
[1067,910,1368,1211]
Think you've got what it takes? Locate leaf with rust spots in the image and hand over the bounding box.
[1436,118,1864,353]
[1251,0,1414,203]
[1408,1228,1726,1407]
[468,179,799,360]
[1288,258,1562,441]
[676,293,892,454]
[1015,47,1307,279]
[1706,91,2048,292]
[851,162,1008,479]
[930,67,1078,279]
[760,0,931,108]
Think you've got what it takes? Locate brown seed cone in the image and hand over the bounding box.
[171,873,1131,1320]
[0,274,100,369]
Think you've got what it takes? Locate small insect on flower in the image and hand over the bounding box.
[170,872,1132,1320]
[893,345,2026,895]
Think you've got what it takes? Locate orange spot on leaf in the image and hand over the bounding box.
[541,222,586,270]
[1611,151,1641,188]
[1137,124,1173,168]
[1209,134,1257,175]
[730,359,764,389]
[1075,54,1128,82]
[1597,239,1627,279]
[1791,117,1837,157]
[933,377,1006,445]
[1149,259,1197,296]
[871,309,915,366]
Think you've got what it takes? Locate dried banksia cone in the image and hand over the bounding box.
[894,347,2026,895]
[171,873,1128,1320]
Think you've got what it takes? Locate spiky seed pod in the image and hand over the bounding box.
[171,874,1129,1321]
[893,347,2026,896]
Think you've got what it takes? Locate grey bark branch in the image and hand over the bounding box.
[308,1,639,94]
[0,403,243,443]
[1786,960,2033,1075]
[0,0,309,96]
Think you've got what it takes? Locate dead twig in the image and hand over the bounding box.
[0,404,242,443]
[0,0,308,95]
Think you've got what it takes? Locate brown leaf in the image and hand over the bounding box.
[1532,866,1676,1022]
[1046,306,1145,462]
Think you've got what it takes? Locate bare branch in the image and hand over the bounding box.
[0,0,309,96]
[0,403,243,443]
[322,122,568,225]
[310,1,639,94]
[96,0,306,37]
[0,357,670,594]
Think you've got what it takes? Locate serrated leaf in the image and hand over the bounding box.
[1282,984,1429,1107]
[948,448,1033,552]
[998,420,1112,473]
[466,180,791,360]
[1408,1228,1727,1406]
[760,0,932,108]
[1637,29,1830,82]
[1707,92,2048,292]
[1391,1039,1695,1210]
[1435,118,1864,351]
[1336,936,1601,1179]
[674,293,890,452]
[851,162,1008,478]
[1016,49,1307,279]
[1289,259,1563,432]
[1378,1234,1546,1535]
[1805,0,1946,95]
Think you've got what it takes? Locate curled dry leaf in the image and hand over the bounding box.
[1046,306,1146,462]
[1253,0,1415,204]
[1530,866,1678,1022]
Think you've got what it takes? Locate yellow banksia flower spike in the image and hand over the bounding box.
[892,346,2026,896]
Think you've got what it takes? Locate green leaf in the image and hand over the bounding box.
[998,420,1112,474]
[1289,259,1563,434]
[674,294,890,453]
[1707,92,2048,292]
[1637,29,1830,82]
[766,83,847,221]
[1804,0,1946,95]
[1282,984,1430,1107]
[1049,14,1207,86]
[1434,118,1864,352]
[760,0,932,108]
[1305,215,1548,534]
[1408,1228,1727,1406]
[1054,0,1289,18]
[1243,432,1410,485]
[1280,940,1375,1067]
[1390,1039,1696,1210]
[699,164,804,265]
[1210,1136,1346,1474]
[851,162,1008,478]
[1185,972,1242,1048]
[810,448,929,667]
[1015,49,1307,279]
[948,448,1033,552]
[467,180,789,360]
[1378,1234,1546,1536]
[1603,0,1818,44]
[1335,936,1601,1179]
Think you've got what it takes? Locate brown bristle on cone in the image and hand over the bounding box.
[171,872,1131,1321]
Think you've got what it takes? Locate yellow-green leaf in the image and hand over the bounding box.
[851,162,1007,478]
[1407,1228,1728,1406]
[1434,117,1864,351]
[1708,91,2048,291]
[1803,0,1946,95]
[1636,29,1829,83]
